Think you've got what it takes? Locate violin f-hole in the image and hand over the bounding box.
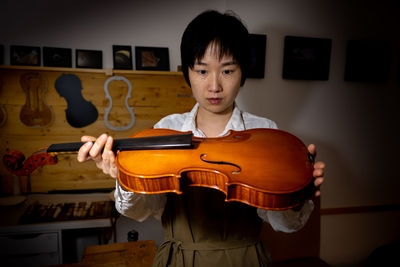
[200,153,241,175]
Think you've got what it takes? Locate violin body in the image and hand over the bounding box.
[116,128,315,210]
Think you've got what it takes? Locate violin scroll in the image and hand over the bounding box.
[3,149,58,176]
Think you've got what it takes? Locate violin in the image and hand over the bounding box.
[3,128,315,210]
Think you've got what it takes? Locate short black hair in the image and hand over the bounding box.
[180,10,250,87]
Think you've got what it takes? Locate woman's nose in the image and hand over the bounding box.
[208,73,222,92]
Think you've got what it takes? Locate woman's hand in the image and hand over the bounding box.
[77,133,118,178]
[308,144,325,197]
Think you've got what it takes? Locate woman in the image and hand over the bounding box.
[78,10,325,267]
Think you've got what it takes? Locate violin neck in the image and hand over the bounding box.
[46,133,194,153]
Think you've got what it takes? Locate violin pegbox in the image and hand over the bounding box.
[104,75,135,131]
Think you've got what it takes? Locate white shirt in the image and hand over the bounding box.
[114,103,314,233]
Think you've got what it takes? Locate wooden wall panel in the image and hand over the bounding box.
[0,66,195,193]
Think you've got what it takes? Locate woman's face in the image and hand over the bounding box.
[188,44,242,117]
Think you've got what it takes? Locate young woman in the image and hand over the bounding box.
[78,10,325,267]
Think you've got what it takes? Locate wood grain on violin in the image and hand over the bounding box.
[116,128,315,210]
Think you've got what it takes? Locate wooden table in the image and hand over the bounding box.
[57,240,157,267]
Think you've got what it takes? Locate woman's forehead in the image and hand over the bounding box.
[195,43,235,62]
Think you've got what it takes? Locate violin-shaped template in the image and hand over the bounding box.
[19,72,54,127]
[103,76,135,131]
[55,74,98,128]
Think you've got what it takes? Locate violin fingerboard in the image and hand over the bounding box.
[47,142,85,153]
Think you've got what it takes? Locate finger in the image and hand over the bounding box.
[89,134,108,158]
[103,136,114,155]
[81,135,97,142]
[313,161,325,179]
[101,150,118,178]
[314,178,323,197]
[110,168,118,178]
[307,144,316,156]
[314,161,326,169]
[313,168,324,178]
[101,155,110,175]
[108,151,118,178]
[77,141,93,162]
[100,137,115,174]
[314,177,324,187]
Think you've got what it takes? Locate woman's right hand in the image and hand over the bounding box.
[77,133,118,178]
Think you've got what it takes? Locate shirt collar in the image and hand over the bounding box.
[181,103,245,137]
[222,103,246,135]
[181,103,203,136]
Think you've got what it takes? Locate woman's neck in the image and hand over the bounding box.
[196,105,234,137]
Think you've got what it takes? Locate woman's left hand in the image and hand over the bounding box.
[308,144,325,197]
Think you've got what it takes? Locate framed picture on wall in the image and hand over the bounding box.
[113,45,133,70]
[247,34,267,79]
[282,36,332,80]
[135,46,169,71]
[344,40,391,83]
[10,45,41,66]
[76,49,102,69]
[43,47,72,67]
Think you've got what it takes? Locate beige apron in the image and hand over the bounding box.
[152,186,271,267]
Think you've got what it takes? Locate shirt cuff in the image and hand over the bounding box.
[257,199,315,233]
[114,180,167,222]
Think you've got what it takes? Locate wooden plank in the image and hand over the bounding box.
[82,240,156,267]
[53,240,156,266]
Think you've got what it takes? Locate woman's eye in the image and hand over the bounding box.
[223,69,233,75]
[198,70,207,75]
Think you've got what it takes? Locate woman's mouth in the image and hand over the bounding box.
[207,98,222,104]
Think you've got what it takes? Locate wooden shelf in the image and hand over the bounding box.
[0,65,183,76]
